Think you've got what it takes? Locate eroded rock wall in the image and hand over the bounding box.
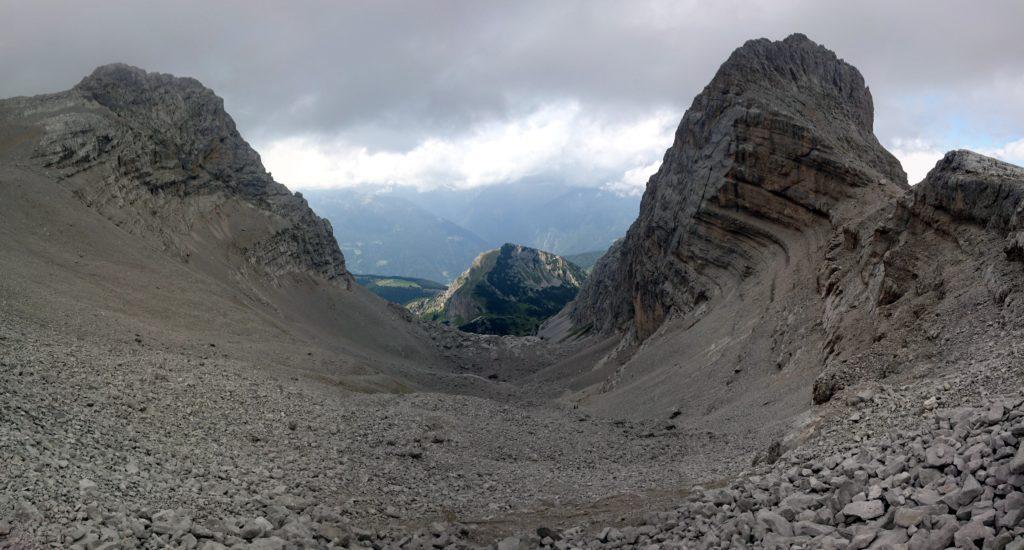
[568,34,907,343]
[815,151,1024,402]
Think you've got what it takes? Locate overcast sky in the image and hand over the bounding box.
[2,0,1023,191]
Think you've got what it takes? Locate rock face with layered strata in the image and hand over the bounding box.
[568,33,907,343]
[814,150,1024,402]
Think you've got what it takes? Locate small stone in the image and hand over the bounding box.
[1010,443,1024,474]
[497,536,521,550]
[247,537,286,550]
[893,507,927,528]
[78,478,98,496]
[151,510,192,536]
[793,521,834,537]
[848,525,878,549]
[953,521,994,548]
[987,402,1005,424]
[756,510,794,536]
[925,444,954,467]
[842,500,885,521]
[240,517,273,540]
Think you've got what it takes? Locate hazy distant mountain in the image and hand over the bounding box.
[389,180,640,255]
[302,191,489,282]
[303,182,637,282]
[563,249,606,273]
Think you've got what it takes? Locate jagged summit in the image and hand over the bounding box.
[71,63,281,201]
[721,33,876,131]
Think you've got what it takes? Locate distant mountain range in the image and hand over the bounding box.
[563,249,605,273]
[302,191,488,282]
[303,181,636,281]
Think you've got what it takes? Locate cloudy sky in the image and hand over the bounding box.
[2,1,1022,191]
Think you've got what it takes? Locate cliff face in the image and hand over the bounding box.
[414,243,586,336]
[569,34,906,342]
[814,150,1024,402]
[3,63,348,284]
[548,35,1024,424]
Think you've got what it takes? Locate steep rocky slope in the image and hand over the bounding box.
[413,244,586,336]
[22,64,347,283]
[544,33,1024,464]
[544,33,909,430]
[568,33,907,341]
[0,63,494,395]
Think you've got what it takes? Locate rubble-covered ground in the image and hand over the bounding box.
[4,300,1024,549]
[0,310,757,550]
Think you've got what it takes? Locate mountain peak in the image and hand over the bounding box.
[8,64,350,283]
[76,63,222,115]
[714,33,875,132]
[568,34,906,341]
[412,243,586,336]
[931,149,1024,179]
[910,149,1024,234]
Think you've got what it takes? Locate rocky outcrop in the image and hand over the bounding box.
[814,150,1024,403]
[568,34,906,343]
[413,243,586,336]
[911,150,1024,234]
[2,63,348,284]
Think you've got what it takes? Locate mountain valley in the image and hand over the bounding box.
[2,33,1024,550]
[304,183,637,282]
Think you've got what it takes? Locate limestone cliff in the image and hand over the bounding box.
[568,34,907,343]
[0,63,349,285]
[814,150,1024,402]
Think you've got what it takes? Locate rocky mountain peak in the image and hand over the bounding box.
[2,64,349,283]
[567,34,906,342]
[914,150,1024,232]
[412,243,586,336]
[715,33,875,131]
[72,63,276,201]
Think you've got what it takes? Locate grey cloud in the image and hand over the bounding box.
[1,0,1022,153]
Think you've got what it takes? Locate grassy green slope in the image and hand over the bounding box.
[354,274,446,305]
